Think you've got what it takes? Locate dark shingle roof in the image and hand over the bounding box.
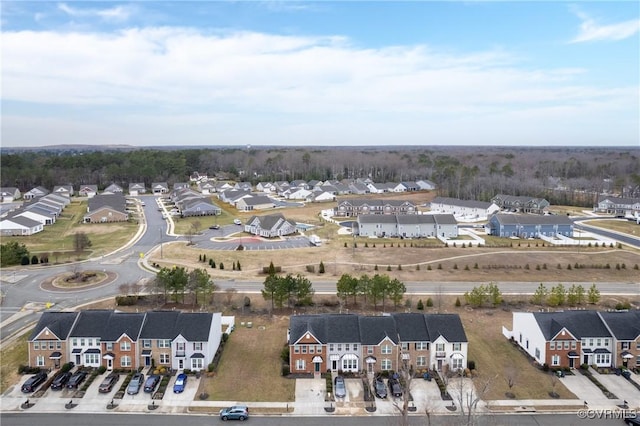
[88,194,127,213]
[391,313,430,341]
[69,310,114,337]
[599,311,640,340]
[139,311,213,340]
[29,312,79,340]
[423,314,468,343]
[101,312,146,341]
[492,214,572,226]
[359,315,398,345]
[533,311,611,340]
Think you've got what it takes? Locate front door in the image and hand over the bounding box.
[367,363,373,373]
[107,359,113,370]
[315,363,320,373]
[583,355,589,365]
[179,359,184,369]
[332,360,337,371]
[437,359,443,371]
[145,357,151,367]
[569,358,574,369]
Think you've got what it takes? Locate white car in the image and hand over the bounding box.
[233,219,242,225]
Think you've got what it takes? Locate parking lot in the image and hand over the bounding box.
[3,369,199,413]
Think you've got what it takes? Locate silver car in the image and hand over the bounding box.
[127,372,145,395]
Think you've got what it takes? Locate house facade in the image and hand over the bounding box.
[235,195,276,211]
[487,214,573,238]
[430,197,500,220]
[334,199,417,217]
[504,310,639,369]
[83,194,129,223]
[289,313,468,375]
[491,194,549,214]
[0,187,21,203]
[27,310,227,372]
[244,213,297,237]
[356,214,458,239]
[594,196,640,218]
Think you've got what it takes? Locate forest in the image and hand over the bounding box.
[1,145,639,207]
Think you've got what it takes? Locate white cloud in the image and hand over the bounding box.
[57,3,135,22]
[571,9,640,43]
[1,27,638,146]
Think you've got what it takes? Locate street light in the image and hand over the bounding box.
[159,227,163,258]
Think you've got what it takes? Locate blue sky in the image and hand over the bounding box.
[1,1,639,147]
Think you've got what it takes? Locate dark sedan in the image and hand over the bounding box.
[98,373,119,393]
[66,371,88,389]
[388,376,403,398]
[21,371,48,393]
[50,372,72,390]
[373,376,387,399]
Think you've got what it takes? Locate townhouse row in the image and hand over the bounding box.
[504,310,640,370]
[28,310,234,372]
[288,313,468,375]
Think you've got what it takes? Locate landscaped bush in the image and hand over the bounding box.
[115,295,138,306]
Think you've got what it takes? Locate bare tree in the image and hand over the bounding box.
[225,288,237,306]
[504,364,518,399]
[452,371,495,426]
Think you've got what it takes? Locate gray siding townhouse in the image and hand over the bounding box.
[357,214,458,238]
[491,194,550,214]
[487,214,573,238]
[594,195,640,218]
[334,199,417,217]
[430,197,500,219]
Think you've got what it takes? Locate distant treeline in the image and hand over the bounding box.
[1,146,639,207]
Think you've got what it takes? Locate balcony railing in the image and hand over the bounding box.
[175,350,186,357]
[435,351,446,358]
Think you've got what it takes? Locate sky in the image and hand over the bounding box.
[1,1,639,148]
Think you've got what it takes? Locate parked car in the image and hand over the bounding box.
[66,370,88,389]
[50,371,72,390]
[334,375,346,398]
[233,218,242,225]
[143,374,161,393]
[388,376,403,398]
[21,371,48,393]
[373,376,387,399]
[173,373,188,393]
[209,224,220,230]
[127,372,145,395]
[625,415,640,426]
[98,373,119,393]
[219,405,249,421]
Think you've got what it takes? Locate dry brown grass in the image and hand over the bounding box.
[198,315,295,402]
[0,333,29,394]
[582,219,640,237]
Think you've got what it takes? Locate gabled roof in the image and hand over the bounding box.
[2,214,41,228]
[69,310,114,337]
[423,314,468,343]
[359,315,398,345]
[533,311,611,340]
[491,214,573,226]
[599,311,640,341]
[139,311,213,341]
[239,195,274,206]
[87,194,127,213]
[391,313,430,342]
[29,312,79,340]
[100,312,145,341]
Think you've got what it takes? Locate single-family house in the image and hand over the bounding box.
[103,183,124,194]
[77,184,98,198]
[52,185,74,198]
[416,180,437,191]
[487,214,573,238]
[348,182,370,195]
[244,213,297,238]
[308,190,336,203]
[128,183,146,196]
[198,181,216,195]
[173,182,190,191]
[491,194,550,215]
[180,198,222,217]
[285,188,313,200]
[0,214,44,236]
[256,182,275,193]
[0,187,21,203]
[13,207,54,226]
[235,195,276,211]
[151,182,169,195]
[23,186,49,200]
[83,193,129,223]
[400,182,420,192]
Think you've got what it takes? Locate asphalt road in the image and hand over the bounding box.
[1,201,639,342]
[0,412,630,426]
[573,217,640,249]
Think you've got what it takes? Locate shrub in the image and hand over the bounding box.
[387,265,392,271]
[236,261,242,270]
[374,265,378,271]
[455,297,461,307]
[427,265,432,271]
[416,264,420,271]
[344,242,348,248]
[243,296,251,307]
[280,346,290,363]
[468,360,476,370]
[417,299,424,310]
[31,255,39,264]
[453,264,458,270]
[98,365,107,374]
[219,262,224,270]
[319,261,325,274]
[115,295,138,306]
[306,265,316,273]
[474,263,478,269]
[464,265,470,271]
[426,297,433,307]
[281,365,290,376]
[437,264,442,270]
[397,264,402,270]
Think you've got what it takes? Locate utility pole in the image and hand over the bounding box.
[159,227,163,258]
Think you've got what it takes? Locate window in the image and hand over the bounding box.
[589,339,594,346]
[143,340,151,349]
[84,353,99,365]
[294,346,300,354]
[80,338,85,346]
[401,343,409,351]
[382,345,392,355]
[317,345,323,353]
[191,358,204,370]
[367,346,374,355]
[34,342,40,350]
[159,353,170,364]
[417,356,427,367]
[296,359,306,371]
[72,338,78,347]
[519,334,522,343]
[87,339,93,346]
[596,339,601,347]
[106,342,113,351]
[604,339,609,347]
[595,353,610,365]
[342,358,357,370]
[48,342,54,350]
[435,343,445,352]
[36,356,45,366]
[158,340,170,348]
[120,341,131,351]
[353,344,358,351]
[302,345,307,354]
[452,358,463,370]
[381,359,392,371]
[571,341,576,350]
[563,341,569,350]
[121,356,132,368]
[329,344,334,351]
[415,342,428,350]
[535,348,540,360]
[549,341,555,350]
[337,344,342,351]
[309,346,315,354]
[526,340,529,349]
[345,344,350,351]
[453,343,461,351]
[193,342,203,351]
[552,355,560,366]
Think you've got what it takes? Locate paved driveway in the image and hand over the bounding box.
[590,370,640,407]
[559,372,617,409]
